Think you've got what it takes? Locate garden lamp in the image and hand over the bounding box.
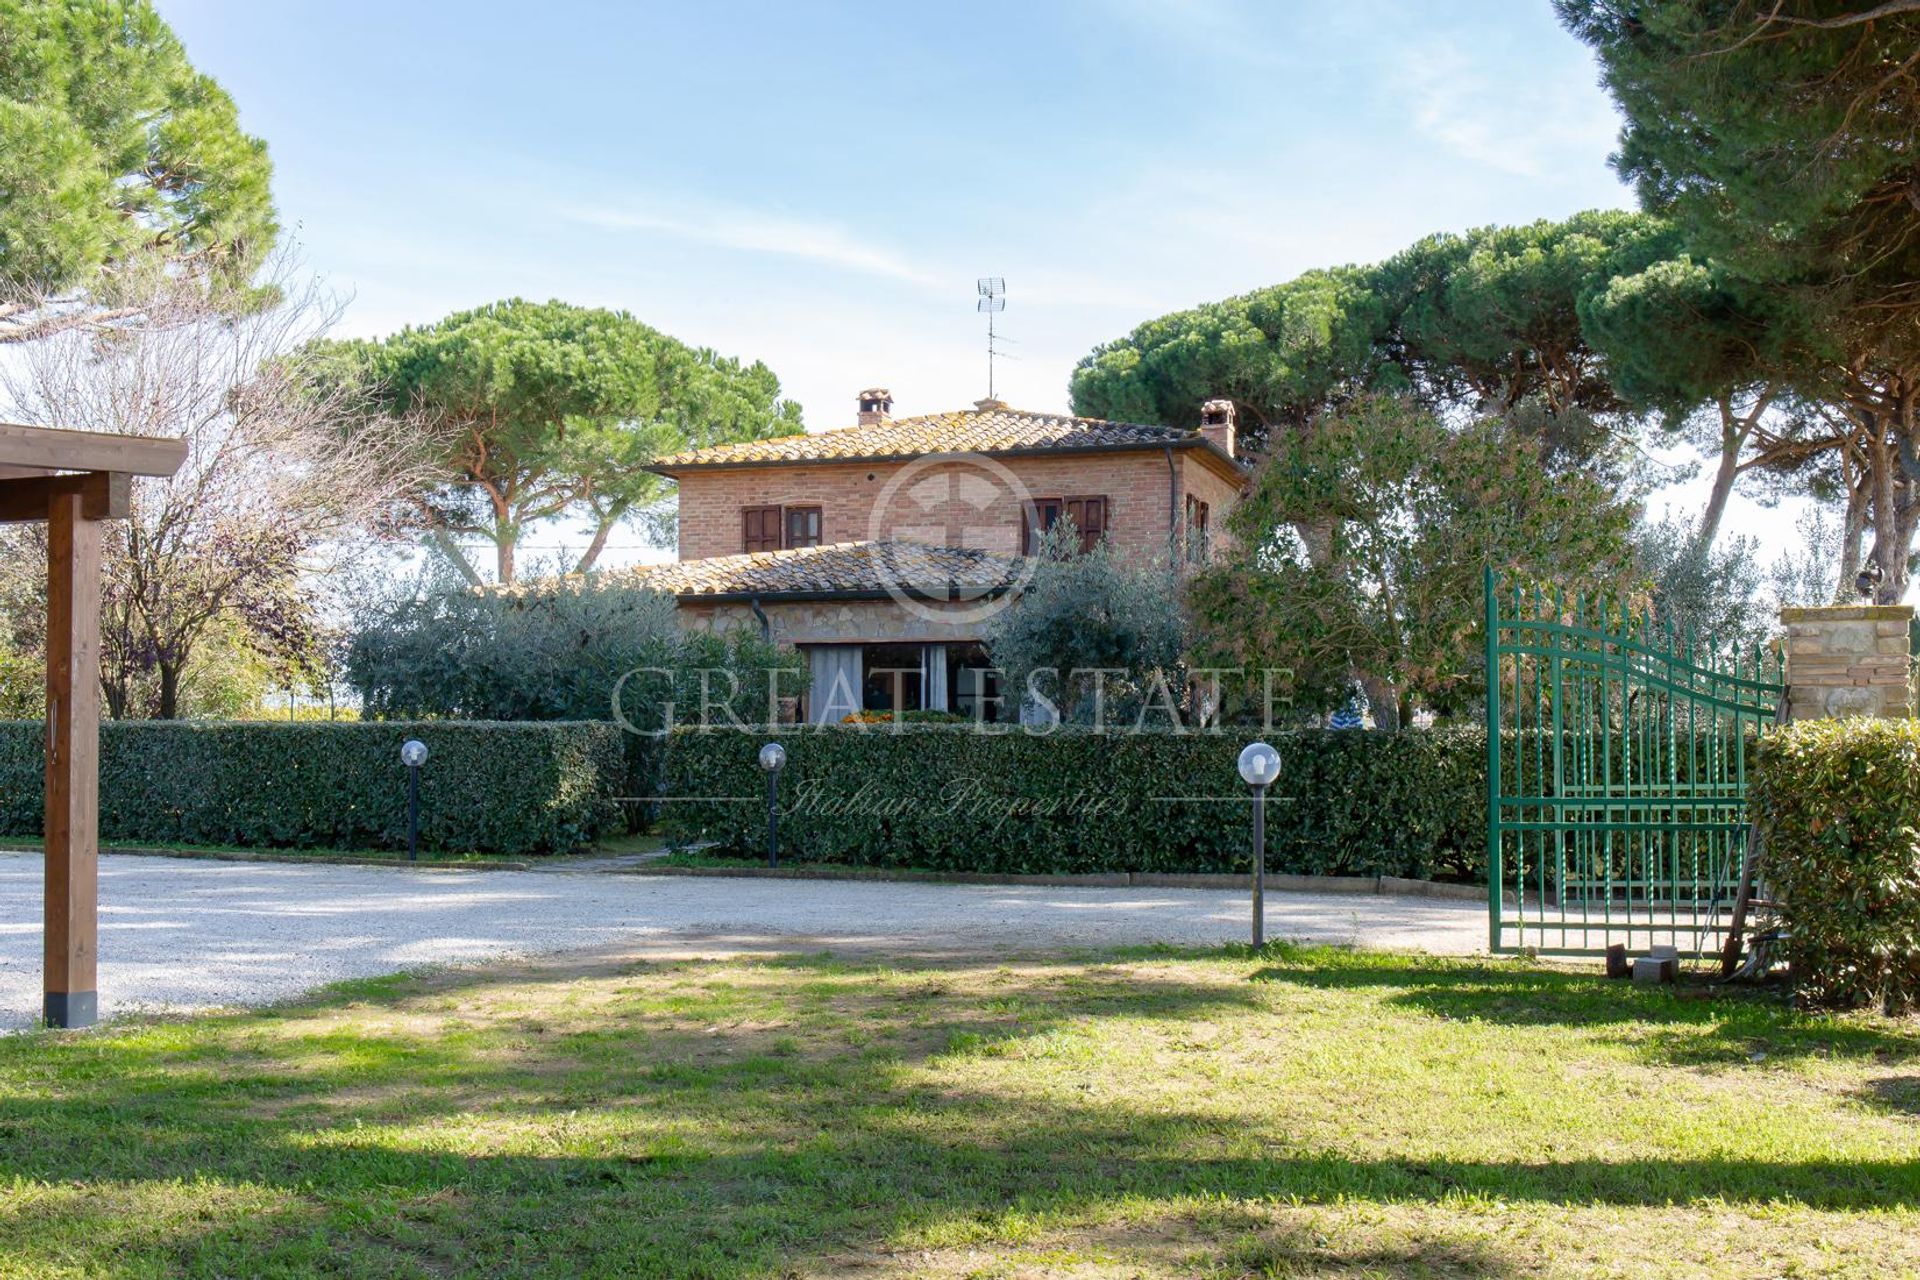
[1237,741,1281,947]
[759,741,787,868]
[400,739,429,861]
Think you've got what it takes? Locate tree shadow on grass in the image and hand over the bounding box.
[1859,1075,1920,1117]
[1,946,1917,1278]
[1249,957,1920,1068]
[1,1094,1912,1278]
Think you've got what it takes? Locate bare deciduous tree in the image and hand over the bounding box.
[0,257,426,718]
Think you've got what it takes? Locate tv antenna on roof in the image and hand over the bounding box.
[977,277,1008,401]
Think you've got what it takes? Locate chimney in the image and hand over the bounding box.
[857,387,893,426]
[1199,398,1236,459]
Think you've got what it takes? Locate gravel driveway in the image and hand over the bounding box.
[0,852,1485,1028]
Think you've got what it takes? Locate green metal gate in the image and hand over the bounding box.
[1484,568,1784,957]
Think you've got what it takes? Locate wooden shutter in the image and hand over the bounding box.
[743,505,782,553]
[1185,496,1209,563]
[1066,496,1107,553]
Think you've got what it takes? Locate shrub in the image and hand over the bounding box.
[348,575,804,725]
[1755,718,1920,1013]
[347,575,807,827]
[663,724,1487,880]
[0,720,624,856]
[983,529,1189,725]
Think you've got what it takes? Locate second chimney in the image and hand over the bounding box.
[857,387,893,426]
[1199,398,1236,459]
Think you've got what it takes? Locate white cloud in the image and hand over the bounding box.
[562,202,942,289]
[1394,41,1621,180]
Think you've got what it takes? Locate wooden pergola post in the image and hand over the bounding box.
[43,491,103,1028]
[0,423,184,1029]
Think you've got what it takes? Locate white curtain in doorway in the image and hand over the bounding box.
[922,644,949,712]
[807,645,864,724]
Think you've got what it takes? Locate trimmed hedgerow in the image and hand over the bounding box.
[0,720,624,856]
[1755,718,1920,1013]
[662,725,1487,880]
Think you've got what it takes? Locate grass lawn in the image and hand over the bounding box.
[1,944,1916,1278]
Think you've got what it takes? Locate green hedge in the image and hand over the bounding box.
[662,725,1487,880]
[1755,718,1920,1013]
[0,721,625,856]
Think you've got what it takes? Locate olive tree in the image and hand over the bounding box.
[1190,396,1638,727]
[982,528,1189,726]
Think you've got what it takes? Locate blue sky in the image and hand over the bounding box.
[158,0,1778,566]
[159,0,1630,422]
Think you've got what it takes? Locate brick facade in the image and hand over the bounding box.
[1176,450,1242,560]
[675,450,1243,565]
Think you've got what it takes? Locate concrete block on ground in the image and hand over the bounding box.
[1632,956,1678,985]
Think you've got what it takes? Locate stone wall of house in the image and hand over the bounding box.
[1782,604,1915,721]
[678,597,989,646]
[674,451,1242,563]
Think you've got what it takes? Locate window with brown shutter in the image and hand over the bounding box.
[785,505,822,549]
[1022,498,1065,555]
[1023,496,1107,555]
[1064,496,1107,553]
[742,505,782,553]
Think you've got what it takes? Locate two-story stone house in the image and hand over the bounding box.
[634,389,1248,722]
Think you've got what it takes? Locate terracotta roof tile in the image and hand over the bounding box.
[614,540,1025,600]
[651,404,1218,471]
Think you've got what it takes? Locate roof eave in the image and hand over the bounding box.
[647,436,1231,478]
[1188,439,1253,483]
[675,584,1019,605]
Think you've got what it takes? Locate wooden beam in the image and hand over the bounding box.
[0,421,185,478]
[0,472,129,524]
[44,490,102,1029]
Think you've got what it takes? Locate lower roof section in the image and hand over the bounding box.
[620,539,1026,603]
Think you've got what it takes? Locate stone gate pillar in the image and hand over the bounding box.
[1781,605,1915,721]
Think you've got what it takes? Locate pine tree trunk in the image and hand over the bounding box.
[1695,401,1747,551]
[574,519,617,575]
[1838,477,1870,604]
[1868,430,1911,605]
